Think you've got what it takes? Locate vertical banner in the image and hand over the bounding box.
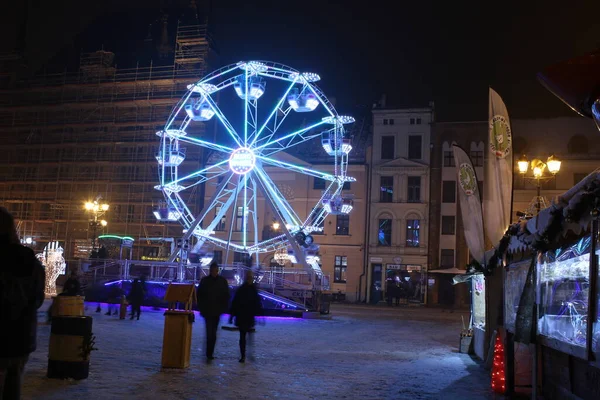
[484,88,513,245]
[453,145,485,263]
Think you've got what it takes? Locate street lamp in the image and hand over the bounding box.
[517,154,562,215]
[272,220,280,231]
[84,197,110,252]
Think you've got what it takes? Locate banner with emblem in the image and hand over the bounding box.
[452,145,485,263]
[484,88,513,245]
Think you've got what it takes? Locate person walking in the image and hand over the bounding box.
[0,207,45,399]
[128,278,145,320]
[229,270,263,363]
[197,262,230,361]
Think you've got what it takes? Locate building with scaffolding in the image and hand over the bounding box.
[0,9,215,262]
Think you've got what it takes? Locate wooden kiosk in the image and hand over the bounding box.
[161,283,196,369]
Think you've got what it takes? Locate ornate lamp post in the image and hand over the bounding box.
[84,197,109,252]
[517,155,561,216]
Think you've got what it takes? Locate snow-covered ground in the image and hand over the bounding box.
[23,303,499,400]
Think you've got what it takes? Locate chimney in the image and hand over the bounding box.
[380,93,387,108]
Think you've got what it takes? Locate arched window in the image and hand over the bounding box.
[567,135,589,154]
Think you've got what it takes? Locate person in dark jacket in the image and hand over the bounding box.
[197,262,230,361]
[229,270,263,363]
[61,270,81,296]
[128,278,145,320]
[0,207,45,399]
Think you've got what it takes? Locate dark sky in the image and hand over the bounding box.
[3,0,600,121]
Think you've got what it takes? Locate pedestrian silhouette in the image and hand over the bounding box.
[0,207,45,399]
[196,262,230,361]
[229,270,263,363]
[128,278,145,320]
[61,270,81,296]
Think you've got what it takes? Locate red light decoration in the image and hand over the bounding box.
[491,334,506,394]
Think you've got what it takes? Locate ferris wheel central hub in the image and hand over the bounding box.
[229,147,256,175]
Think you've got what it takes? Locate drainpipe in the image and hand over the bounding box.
[359,145,373,303]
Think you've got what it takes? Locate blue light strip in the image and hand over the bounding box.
[175,135,234,154]
[244,67,249,145]
[254,120,326,152]
[305,82,335,117]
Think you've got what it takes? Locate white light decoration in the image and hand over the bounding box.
[153,204,181,221]
[185,98,215,121]
[37,241,67,297]
[288,89,319,112]
[200,252,214,267]
[274,247,289,266]
[156,60,355,277]
[229,147,256,175]
[234,75,266,101]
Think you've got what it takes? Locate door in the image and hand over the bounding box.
[370,263,382,304]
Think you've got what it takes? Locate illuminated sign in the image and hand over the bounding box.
[229,147,256,175]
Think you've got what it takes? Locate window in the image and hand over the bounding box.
[441,216,455,235]
[574,173,588,185]
[407,176,421,203]
[313,177,326,190]
[334,256,347,283]
[408,135,422,160]
[235,206,246,231]
[383,119,388,125]
[212,251,223,264]
[215,206,226,231]
[416,118,422,124]
[380,176,393,202]
[389,118,395,125]
[405,219,420,247]
[381,136,395,159]
[378,219,392,246]
[443,151,455,167]
[440,249,455,268]
[410,118,415,125]
[336,214,350,235]
[470,150,484,167]
[442,181,456,203]
[343,181,351,190]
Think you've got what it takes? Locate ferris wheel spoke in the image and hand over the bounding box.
[254,165,302,227]
[175,135,234,154]
[249,77,298,147]
[202,93,244,147]
[258,155,353,184]
[254,120,326,155]
[166,159,229,188]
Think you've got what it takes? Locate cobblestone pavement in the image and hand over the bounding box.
[23,303,499,399]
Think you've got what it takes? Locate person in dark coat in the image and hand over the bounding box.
[61,270,81,296]
[197,262,230,361]
[128,278,145,320]
[229,270,263,363]
[0,207,45,399]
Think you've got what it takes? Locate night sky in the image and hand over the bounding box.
[3,0,599,121]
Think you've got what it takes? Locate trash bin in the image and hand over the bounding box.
[320,294,332,314]
[161,310,194,368]
[47,316,94,380]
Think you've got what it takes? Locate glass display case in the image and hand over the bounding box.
[471,274,486,329]
[537,236,591,351]
[504,260,532,333]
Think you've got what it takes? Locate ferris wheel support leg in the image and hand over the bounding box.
[254,176,313,281]
[166,176,232,263]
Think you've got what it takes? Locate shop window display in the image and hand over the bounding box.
[472,274,486,329]
[504,260,531,332]
[537,236,591,349]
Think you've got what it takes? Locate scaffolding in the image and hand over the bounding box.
[0,20,211,263]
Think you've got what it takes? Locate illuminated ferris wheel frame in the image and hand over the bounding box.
[155,61,355,275]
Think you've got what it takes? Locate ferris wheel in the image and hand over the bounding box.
[155,61,355,275]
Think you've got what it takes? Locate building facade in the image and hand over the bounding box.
[428,116,600,306]
[366,106,434,304]
[0,9,214,262]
